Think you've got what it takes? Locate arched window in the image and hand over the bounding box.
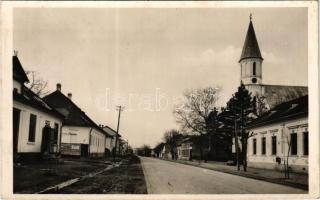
[253,62,256,76]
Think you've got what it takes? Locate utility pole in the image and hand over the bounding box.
[113,105,124,161]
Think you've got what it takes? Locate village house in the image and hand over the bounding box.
[160,143,173,159]
[43,85,111,158]
[13,54,64,161]
[246,95,308,173]
[153,143,165,158]
[102,125,121,156]
[176,135,206,161]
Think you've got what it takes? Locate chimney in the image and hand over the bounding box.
[56,83,61,91]
[67,93,72,99]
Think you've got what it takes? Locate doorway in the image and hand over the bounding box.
[13,108,21,156]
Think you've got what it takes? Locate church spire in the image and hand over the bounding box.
[239,14,263,62]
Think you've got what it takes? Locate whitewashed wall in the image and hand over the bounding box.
[89,128,106,154]
[13,101,63,153]
[105,137,113,151]
[61,126,90,144]
[13,80,21,93]
[247,117,308,173]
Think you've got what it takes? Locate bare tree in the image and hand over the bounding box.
[283,126,292,179]
[25,71,50,97]
[173,87,220,160]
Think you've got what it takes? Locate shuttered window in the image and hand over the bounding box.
[303,132,308,155]
[291,133,297,155]
[271,136,277,155]
[28,114,37,142]
[253,138,256,155]
[261,137,266,155]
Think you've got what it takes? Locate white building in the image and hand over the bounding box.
[102,125,121,156]
[13,55,64,160]
[247,95,308,173]
[43,84,110,158]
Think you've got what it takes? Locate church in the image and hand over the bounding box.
[239,16,308,173]
[239,15,307,109]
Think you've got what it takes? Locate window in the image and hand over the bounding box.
[253,138,257,155]
[291,133,297,155]
[272,136,277,155]
[253,62,256,76]
[303,132,308,155]
[261,137,266,155]
[28,114,37,142]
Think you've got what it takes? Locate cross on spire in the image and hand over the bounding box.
[250,13,252,21]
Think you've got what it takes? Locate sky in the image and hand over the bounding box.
[13,7,308,148]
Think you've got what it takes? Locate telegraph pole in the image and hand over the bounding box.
[113,105,124,161]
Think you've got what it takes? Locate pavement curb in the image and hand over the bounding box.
[163,159,308,191]
[138,156,152,194]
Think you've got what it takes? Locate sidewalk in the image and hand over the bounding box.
[164,158,308,190]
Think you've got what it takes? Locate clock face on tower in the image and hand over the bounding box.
[252,78,257,83]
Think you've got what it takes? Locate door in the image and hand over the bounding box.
[81,144,88,157]
[13,108,21,156]
[41,126,52,154]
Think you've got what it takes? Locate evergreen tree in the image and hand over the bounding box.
[226,83,256,171]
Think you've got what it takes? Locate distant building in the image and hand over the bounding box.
[247,95,308,173]
[13,55,64,160]
[153,143,165,158]
[239,17,307,110]
[43,85,111,158]
[176,135,206,161]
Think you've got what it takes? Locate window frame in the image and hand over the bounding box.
[28,114,37,143]
[261,137,266,155]
[253,138,257,155]
[290,133,298,155]
[271,136,277,155]
[303,131,309,156]
[253,62,256,76]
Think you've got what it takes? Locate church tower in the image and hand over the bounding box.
[240,15,264,96]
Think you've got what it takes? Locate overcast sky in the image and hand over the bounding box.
[13,7,307,148]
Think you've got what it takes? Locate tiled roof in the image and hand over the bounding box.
[239,20,263,62]
[103,125,121,138]
[43,90,111,137]
[13,56,29,83]
[262,84,308,109]
[14,86,64,119]
[247,95,308,128]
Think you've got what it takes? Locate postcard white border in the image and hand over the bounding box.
[1,1,318,200]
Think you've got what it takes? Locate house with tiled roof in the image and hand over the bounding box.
[43,85,112,158]
[102,125,121,156]
[246,95,308,173]
[13,54,64,160]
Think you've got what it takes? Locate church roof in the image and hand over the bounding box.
[262,84,308,109]
[239,19,263,62]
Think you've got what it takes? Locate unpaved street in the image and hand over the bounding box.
[140,157,306,194]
